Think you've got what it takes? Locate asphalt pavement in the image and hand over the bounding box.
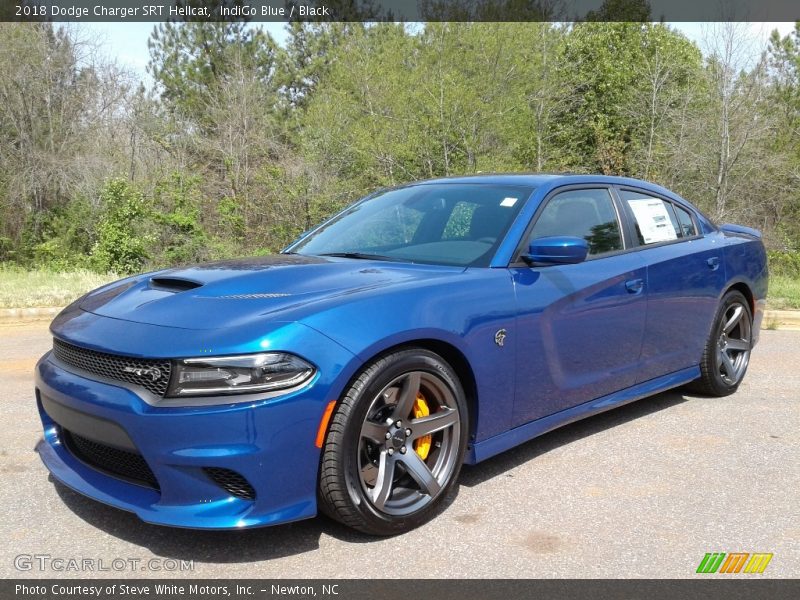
[1,321,797,578]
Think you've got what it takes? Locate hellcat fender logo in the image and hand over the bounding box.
[122,366,163,381]
[494,329,507,347]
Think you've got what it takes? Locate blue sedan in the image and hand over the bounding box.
[35,174,767,535]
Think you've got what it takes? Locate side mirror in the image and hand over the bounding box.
[523,236,589,265]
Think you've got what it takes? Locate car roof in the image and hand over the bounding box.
[415,173,563,186]
[414,172,672,191]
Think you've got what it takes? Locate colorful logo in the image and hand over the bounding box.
[696,552,773,574]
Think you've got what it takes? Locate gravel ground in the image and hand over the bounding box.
[0,321,797,579]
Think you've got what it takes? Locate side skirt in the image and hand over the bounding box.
[465,365,700,465]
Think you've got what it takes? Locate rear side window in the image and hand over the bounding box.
[620,190,696,245]
[673,203,698,237]
[529,188,623,256]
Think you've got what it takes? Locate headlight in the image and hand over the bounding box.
[167,353,315,397]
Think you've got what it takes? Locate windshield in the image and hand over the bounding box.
[289,183,534,267]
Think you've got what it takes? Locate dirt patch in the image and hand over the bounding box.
[454,512,482,524]
[522,531,562,554]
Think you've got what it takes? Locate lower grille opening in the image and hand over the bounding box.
[63,429,160,491]
[203,467,256,501]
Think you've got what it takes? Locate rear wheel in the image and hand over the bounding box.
[318,349,467,535]
[692,290,753,396]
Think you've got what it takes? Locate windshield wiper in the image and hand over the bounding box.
[318,252,402,262]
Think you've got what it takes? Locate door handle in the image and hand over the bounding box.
[625,278,644,294]
[707,257,721,271]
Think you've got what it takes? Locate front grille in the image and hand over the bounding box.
[63,429,159,490]
[53,338,171,397]
[203,467,256,500]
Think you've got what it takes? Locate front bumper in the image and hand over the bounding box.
[34,328,355,529]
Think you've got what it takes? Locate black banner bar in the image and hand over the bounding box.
[5,579,800,600]
[3,0,800,23]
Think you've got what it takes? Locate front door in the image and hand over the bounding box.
[511,187,648,425]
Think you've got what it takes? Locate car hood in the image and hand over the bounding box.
[80,254,463,330]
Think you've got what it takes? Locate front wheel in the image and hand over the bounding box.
[318,349,468,535]
[692,290,753,396]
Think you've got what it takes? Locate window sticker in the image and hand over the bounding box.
[500,197,518,207]
[627,198,678,244]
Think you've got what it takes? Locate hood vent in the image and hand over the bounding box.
[218,293,291,300]
[149,277,203,292]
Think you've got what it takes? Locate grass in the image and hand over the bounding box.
[0,267,799,311]
[767,275,800,310]
[0,267,118,308]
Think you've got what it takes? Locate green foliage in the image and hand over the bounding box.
[7,196,98,270]
[559,23,701,175]
[29,198,97,270]
[302,23,538,187]
[768,251,800,278]
[151,172,210,265]
[148,19,279,128]
[586,0,651,21]
[278,23,358,115]
[768,275,800,309]
[767,24,800,157]
[91,179,153,274]
[256,162,346,252]
[2,20,800,277]
[216,196,246,244]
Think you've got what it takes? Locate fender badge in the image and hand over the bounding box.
[494,329,507,347]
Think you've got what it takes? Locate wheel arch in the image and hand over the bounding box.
[320,337,480,452]
[399,338,479,442]
[724,280,755,317]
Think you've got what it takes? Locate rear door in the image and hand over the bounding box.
[510,186,648,425]
[615,187,725,381]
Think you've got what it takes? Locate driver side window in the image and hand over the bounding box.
[529,188,623,256]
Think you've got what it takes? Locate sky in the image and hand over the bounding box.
[82,21,796,82]
[84,22,288,77]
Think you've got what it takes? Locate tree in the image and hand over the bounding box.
[0,23,132,260]
[763,23,800,248]
[278,23,358,114]
[147,21,280,128]
[701,23,773,221]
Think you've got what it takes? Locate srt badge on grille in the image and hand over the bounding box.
[122,366,163,381]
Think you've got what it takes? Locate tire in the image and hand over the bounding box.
[691,290,753,396]
[318,348,468,535]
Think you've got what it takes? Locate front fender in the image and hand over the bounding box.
[300,269,518,442]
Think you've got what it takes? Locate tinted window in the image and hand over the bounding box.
[293,183,533,267]
[620,190,699,245]
[673,203,697,237]
[529,188,623,256]
[620,190,679,245]
[665,203,683,238]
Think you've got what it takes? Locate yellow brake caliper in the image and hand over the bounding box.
[412,393,432,460]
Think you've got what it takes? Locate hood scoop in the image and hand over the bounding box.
[149,277,204,293]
